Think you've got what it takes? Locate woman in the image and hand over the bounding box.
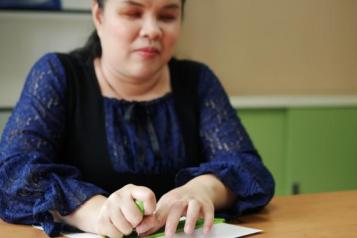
[0,0,275,237]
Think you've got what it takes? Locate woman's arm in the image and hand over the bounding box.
[0,53,106,236]
[51,195,106,234]
[55,185,156,238]
[176,64,275,217]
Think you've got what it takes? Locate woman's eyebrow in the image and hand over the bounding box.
[162,3,180,11]
[121,0,144,7]
[121,0,180,11]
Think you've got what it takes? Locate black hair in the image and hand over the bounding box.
[73,0,186,60]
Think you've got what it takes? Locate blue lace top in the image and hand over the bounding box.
[0,53,274,236]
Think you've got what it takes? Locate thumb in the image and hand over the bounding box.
[136,215,158,234]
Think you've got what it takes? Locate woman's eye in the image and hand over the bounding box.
[124,11,142,19]
[159,15,177,22]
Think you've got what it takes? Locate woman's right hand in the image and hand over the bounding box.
[58,184,156,238]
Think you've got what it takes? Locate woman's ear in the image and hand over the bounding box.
[92,1,103,37]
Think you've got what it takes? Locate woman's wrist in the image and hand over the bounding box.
[183,174,235,210]
[57,194,107,233]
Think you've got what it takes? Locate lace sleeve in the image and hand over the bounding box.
[175,64,275,217]
[0,53,106,236]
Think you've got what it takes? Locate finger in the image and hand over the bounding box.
[135,215,157,234]
[130,185,157,215]
[100,225,123,238]
[109,206,133,235]
[96,213,124,238]
[139,224,162,238]
[165,201,187,238]
[140,213,166,236]
[202,204,215,234]
[120,196,144,228]
[184,199,201,235]
[138,199,170,236]
[154,194,171,223]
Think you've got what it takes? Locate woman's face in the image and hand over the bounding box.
[93,0,182,79]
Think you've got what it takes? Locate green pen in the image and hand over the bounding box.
[133,200,145,238]
[135,200,145,215]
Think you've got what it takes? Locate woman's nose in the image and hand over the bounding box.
[140,17,162,41]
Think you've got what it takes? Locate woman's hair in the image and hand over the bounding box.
[74,0,186,60]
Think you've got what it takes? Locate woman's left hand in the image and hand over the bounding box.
[136,174,235,238]
[137,183,214,238]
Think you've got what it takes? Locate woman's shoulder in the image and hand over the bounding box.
[169,57,219,85]
[33,51,83,71]
[21,52,68,102]
[34,52,63,67]
[173,57,218,75]
[28,52,68,81]
[170,58,227,104]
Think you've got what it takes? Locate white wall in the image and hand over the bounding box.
[0,11,93,107]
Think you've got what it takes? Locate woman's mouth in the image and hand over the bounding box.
[135,47,160,58]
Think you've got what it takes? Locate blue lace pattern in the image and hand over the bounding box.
[0,53,274,236]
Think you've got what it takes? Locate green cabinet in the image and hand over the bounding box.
[238,107,357,195]
[286,108,357,194]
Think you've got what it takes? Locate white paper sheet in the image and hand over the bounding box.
[64,233,101,238]
[172,223,261,238]
[35,223,261,238]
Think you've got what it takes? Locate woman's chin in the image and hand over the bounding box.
[129,63,164,79]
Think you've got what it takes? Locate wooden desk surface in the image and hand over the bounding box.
[1,190,356,238]
[238,190,357,237]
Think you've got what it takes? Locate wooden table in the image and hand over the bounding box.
[1,190,356,237]
[238,190,357,237]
